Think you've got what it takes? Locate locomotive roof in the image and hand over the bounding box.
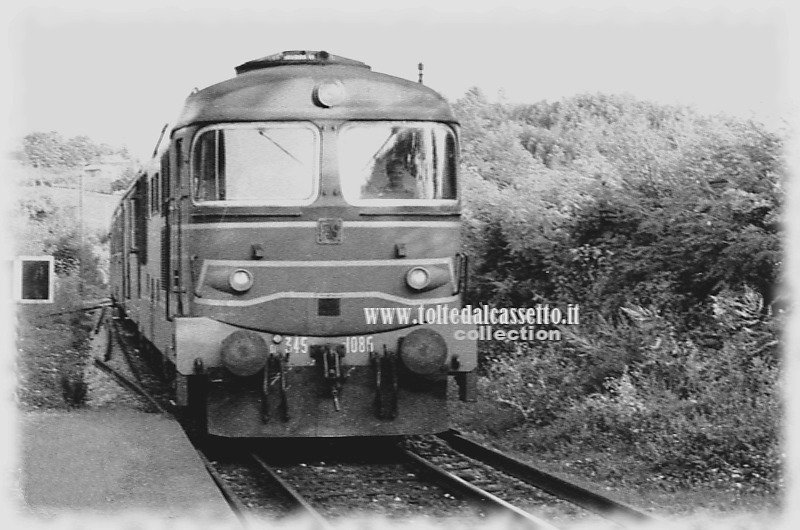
[173,50,456,128]
[235,50,370,73]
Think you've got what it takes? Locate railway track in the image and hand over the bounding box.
[244,438,482,525]
[405,433,659,528]
[92,313,168,414]
[400,447,560,529]
[436,430,654,526]
[99,311,660,529]
[248,452,333,529]
[240,436,657,529]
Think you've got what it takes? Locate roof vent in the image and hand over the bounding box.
[235,50,371,74]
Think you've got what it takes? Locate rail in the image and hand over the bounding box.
[437,430,658,527]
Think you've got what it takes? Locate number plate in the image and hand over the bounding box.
[317,218,343,244]
[272,335,374,355]
[342,335,374,354]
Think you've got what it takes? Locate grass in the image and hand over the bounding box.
[449,384,782,521]
[15,292,95,411]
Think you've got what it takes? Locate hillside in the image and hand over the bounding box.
[14,185,120,235]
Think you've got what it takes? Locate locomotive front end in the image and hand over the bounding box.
[166,51,476,437]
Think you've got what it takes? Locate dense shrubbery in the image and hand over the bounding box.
[13,192,108,300]
[455,90,784,490]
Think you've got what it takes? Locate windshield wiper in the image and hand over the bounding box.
[361,131,398,171]
[258,129,303,165]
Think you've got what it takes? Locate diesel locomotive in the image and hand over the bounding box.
[109,50,477,437]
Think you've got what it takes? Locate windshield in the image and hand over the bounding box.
[339,122,457,204]
[192,123,318,204]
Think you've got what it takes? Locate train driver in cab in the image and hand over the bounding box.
[373,158,417,199]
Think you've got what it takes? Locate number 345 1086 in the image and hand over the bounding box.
[279,335,375,355]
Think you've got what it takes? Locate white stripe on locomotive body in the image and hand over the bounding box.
[182,221,461,230]
[199,257,454,268]
[194,256,458,305]
[194,291,460,307]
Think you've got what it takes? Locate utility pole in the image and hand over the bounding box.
[81,164,101,298]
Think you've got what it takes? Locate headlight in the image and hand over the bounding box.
[229,269,254,292]
[314,80,346,108]
[406,267,431,291]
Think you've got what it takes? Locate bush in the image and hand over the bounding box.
[479,290,781,489]
[452,91,784,491]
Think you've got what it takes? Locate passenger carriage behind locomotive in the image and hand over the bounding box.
[109,50,477,437]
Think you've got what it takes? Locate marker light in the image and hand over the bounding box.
[406,267,431,291]
[314,80,346,108]
[229,269,254,292]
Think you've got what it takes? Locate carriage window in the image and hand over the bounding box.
[192,124,318,204]
[150,173,160,215]
[339,122,457,204]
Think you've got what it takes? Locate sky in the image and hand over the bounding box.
[3,0,797,161]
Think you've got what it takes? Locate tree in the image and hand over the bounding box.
[110,165,138,192]
[22,131,66,169]
[21,131,132,170]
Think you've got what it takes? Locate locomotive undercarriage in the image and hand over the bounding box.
[116,311,460,437]
[194,330,471,438]
[203,360,449,437]
[167,311,476,437]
